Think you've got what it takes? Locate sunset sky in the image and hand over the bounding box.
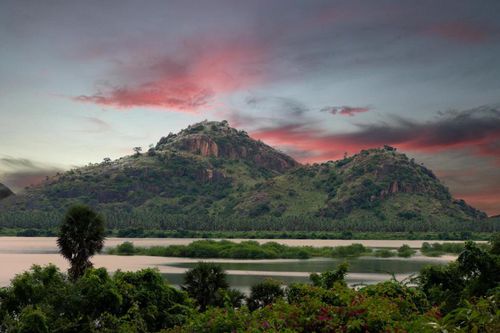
[1,0,499,215]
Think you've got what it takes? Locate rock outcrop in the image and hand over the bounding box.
[156,120,299,173]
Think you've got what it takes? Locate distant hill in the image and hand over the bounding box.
[0,183,13,200]
[0,120,492,232]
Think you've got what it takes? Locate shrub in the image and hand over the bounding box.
[247,279,284,311]
[374,249,396,257]
[397,244,416,257]
[115,241,136,255]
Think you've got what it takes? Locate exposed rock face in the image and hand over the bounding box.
[197,168,226,182]
[0,183,13,200]
[378,180,435,199]
[177,134,219,157]
[157,120,299,173]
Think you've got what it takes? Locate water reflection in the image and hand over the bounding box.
[0,237,449,289]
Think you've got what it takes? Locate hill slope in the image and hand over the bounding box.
[0,121,490,232]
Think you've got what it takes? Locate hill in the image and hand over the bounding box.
[0,120,492,232]
[0,183,13,200]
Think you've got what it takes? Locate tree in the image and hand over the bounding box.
[418,241,500,313]
[18,307,49,333]
[57,205,106,280]
[247,279,284,311]
[489,232,500,255]
[182,262,229,311]
[133,147,142,156]
[310,262,349,289]
[102,157,111,165]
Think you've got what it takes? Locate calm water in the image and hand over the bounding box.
[0,237,456,290]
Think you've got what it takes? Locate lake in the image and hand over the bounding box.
[0,237,457,292]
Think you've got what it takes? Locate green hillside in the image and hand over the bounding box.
[0,120,493,232]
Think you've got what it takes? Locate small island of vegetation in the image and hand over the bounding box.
[107,239,483,260]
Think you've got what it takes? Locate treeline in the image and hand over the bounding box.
[1,240,498,332]
[1,226,494,241]
[1,210,498,233]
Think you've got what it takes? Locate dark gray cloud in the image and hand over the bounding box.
[249,104,500,163]
[245,96,309,116]
[321,106,372,116]
[0,157,62,192]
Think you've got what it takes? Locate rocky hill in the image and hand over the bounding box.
[155,120,298,173]
[0,183,13,200]
[0,121,490,231]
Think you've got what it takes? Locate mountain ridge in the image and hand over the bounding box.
[0,120,490,231]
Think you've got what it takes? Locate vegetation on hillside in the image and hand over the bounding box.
[0,121,494,233]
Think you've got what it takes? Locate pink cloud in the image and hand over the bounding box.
[251,106,500,163]
[74,40,267,112]
[251,125,365,163]
[74,84,213,111]
[457,191,500,217]
[426,21,490,43]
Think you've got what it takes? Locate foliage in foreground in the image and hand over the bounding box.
[0,267,191,332]
[169,241,499,333]
[0,239,499,332]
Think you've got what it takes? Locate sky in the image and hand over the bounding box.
[1,0,499,215]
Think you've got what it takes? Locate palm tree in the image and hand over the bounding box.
[57,205,106,280]
[182,262,228,311]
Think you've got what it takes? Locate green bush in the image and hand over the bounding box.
[374,249,396,257]
[247,279,284,311]
[0,266,191,332]
[114,241,136,255]
[421,242,466,256]
[397,244,416,257]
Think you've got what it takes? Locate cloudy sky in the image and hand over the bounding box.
[1,0,499,215]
